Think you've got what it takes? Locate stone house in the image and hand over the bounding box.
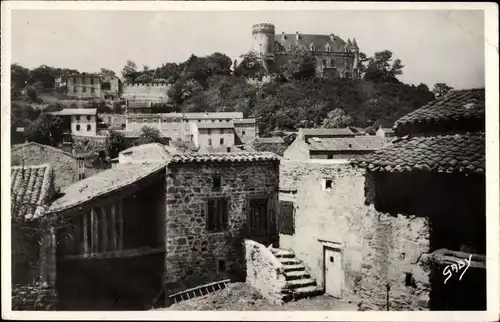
[283,135,389,161]
[274,88,485,311]
[376,126,395,138]
[11,164,57,287]
[353,88,486,310]
[11,142,88,190]
[44,152,280,310]
[112,143,179,167]
[233,118,257,144]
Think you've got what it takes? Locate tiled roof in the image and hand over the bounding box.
[12,142,77,159]
[306,137,390,152]
[126,113,183,119]
[183,112,244,120]
[275,33,347,52]
[169,152,280,164]
[50,108,97,116]
[298,128,355,140]
[195,122,235,130]
[49,162,167,213]
[197,145,256,153]
[394,88,485,136]
[11,164,54,220]
[380,128,394,133]
[352,132,485,174]
[255,137,285,144]
[119,143,178,162]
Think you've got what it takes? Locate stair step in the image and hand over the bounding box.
[284,270,310,280]
[278,257,301,265]
[286,278,316,289]
[274,251,295,258]
[282,264,305,272]
[292,285,323,300]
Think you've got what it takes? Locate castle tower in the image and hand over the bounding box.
[252,23,275,57]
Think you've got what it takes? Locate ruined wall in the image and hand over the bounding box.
[11,144,78,189]
[244,239,287,304]
[279,161,431,311]
[164,161,280,290]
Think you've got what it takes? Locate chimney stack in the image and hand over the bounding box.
[296,31,300,40]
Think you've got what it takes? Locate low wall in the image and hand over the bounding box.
[244,239,287,304]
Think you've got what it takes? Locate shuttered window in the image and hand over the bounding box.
[249,199,268,234]
[279,200,295,235]
[207,199,229,232]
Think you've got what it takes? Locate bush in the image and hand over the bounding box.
[12,282,57,311]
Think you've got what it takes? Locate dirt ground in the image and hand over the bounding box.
[156,283,359,311]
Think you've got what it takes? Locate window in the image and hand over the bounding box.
[325,44,331,52]
[279,200,295,235]
[207,129,212,135]
[322,59,327,67]
[91,87,95,93]
[87,124,91,131]
[206,199,228,232]
[208,138,212,146]
[220,138,224,145]
[87,115,91,121]
[76,116,80,121]
[405,273,416,287]
[327,154,333,159]
[143,119,147,123]
[90,78,94,85]
[213,175,221,189]
[73,86,77,93]
[331,59,335,67]
[163,119,167,123]
[83,86,86,92]
[76,124,81,131]
[153,119,158,123]
[218,260,226,273]
[101,82,111,90]
[242,130,246,136]
[325,179,333,189]
[309,43,315,51]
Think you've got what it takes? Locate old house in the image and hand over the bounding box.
[353,88,486,310]
[11,142,89,189]
[275,88,485,311]
[376,126,395,138]
[234,118,257,144]
[50,108,97,136]
[45,151,280,310]
[191,122,236,150]
[283,135,389,161]
[11,164,57,287]
[113,143,179,167]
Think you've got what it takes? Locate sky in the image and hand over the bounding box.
[10,9,485,89]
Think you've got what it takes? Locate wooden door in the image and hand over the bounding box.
[324,247,342,298]
[248,198,269,238]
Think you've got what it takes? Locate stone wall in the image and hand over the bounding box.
[244,239,287,304]
[164,161,280,291]
[11,144,78,189]
[278,160,431,311]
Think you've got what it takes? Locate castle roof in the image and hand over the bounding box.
[275,33,347,52]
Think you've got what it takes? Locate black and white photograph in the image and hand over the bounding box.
[1,1,498,321]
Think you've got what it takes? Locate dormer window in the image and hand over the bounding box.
[309,43,315,51]
[325,44,331,52]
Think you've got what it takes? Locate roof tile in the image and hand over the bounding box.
[352,132,485,174]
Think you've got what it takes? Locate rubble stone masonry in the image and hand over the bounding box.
[279,162,431,310]
[164,161,279,288]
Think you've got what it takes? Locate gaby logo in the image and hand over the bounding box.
[443,254,472,284]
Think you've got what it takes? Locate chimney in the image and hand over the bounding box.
[282,32,286,41]
[330,34,335,41]
[296,31,300,40]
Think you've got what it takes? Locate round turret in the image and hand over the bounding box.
[252,23,276,56]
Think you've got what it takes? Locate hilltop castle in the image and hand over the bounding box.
[251,23,361,79]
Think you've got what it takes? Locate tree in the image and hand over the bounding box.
[138,126,163,145]
[233,52,266,79]
[281,46,317,80]
[432,83,453,98]
[321,108,353,128]
[122,60,138,83]
[363,50,404,83]
[100,68,116,77]
[11,63,30,90]
[24,113,64,146]
[106,130,128,158]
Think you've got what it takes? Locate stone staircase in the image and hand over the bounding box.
[270,247,323,301]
